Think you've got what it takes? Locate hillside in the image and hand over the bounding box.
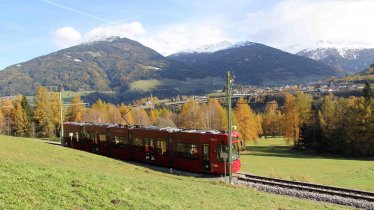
[169,42,343,86]
[0,37,201,96]
[0,135,347,209]
[357,63,374,76]
[334,64,374,83]
[297,48,374,73]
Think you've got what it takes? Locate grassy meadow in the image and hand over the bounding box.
[241,138,374,191]
[0,135,353,209]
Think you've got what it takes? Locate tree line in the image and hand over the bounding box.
[1,83,373,156]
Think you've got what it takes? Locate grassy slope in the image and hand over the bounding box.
[241,138,374,191]
[0,135,350,210]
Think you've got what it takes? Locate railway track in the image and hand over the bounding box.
[235,172,374,209]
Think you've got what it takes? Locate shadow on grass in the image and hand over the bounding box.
[243,145,374,161]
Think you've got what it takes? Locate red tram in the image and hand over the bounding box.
[63,122,241,174]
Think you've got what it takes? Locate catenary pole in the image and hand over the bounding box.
[59,90,64,146]
[227,71,233,183]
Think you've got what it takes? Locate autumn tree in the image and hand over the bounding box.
[91,99,108,123]
[283,93,300,146]
[178,99,204,129]
[155,108,176,127]
[11,95,29,136]
[263,101,283,137]
[132,108,151,126]
[256,113,263,137]
[0,107,4,134]
[201,99,227,130]
[107,104,122,123]
[33,85,54,137]
[50,92,64,137]
[234,97,258,144]
[148,109,159,125]
[68,95,85,122]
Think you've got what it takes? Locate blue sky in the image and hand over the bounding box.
[1,0,373,69]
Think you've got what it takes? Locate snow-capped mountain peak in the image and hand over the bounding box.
[175,40,259,55]
[195,41,233,53]
[176,41,233,54]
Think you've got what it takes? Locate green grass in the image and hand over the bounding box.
[130,79,182,92]
[0,135,351,209]
[62,90,94,102]
[241,138,374,191]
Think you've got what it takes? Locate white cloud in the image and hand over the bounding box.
[242,0,374,52]
[51,21,231,56]
[52,26,82,48]
[83,22,145,41]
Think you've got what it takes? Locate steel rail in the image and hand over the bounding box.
[236,172,374,203]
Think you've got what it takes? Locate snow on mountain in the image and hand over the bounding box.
[297,42,374,73]
[195,41,233,53]
[175,40,259,55]
[175,41,233,55]
[227,41,255,49]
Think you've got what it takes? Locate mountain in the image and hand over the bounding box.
[0,37,201,96]
[357,63,374,76]
[297,47,374,73]
[168,41,343,86]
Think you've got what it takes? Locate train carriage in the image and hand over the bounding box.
[172,130,241,174]
[82,124,109,155]
[131,126,174,167]
[108,125,131,159]
[64,122,83,150]
[63,122,241,174]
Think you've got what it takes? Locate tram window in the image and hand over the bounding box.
[217,143,240,162]
[98,134,107,141]
[112,136,128,148]
[133,138,144,151]
[176,143,198,159]
[155,139,167,155]
[84,132,96,140]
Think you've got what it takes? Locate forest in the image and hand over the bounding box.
[1,83,373,156]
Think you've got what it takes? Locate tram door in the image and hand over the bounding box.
[145,138,155,161]
[202,144,210,171]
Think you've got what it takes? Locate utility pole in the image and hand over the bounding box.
[59,90,64,146]
[226,71,233,184]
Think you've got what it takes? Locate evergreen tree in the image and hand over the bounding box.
[21,95,33,136]
[21,95,33,122]
[345,97,374,156]
[363,81,374,103]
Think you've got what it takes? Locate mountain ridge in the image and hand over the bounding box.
[297,47,374,73]
[169,42,343,86]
